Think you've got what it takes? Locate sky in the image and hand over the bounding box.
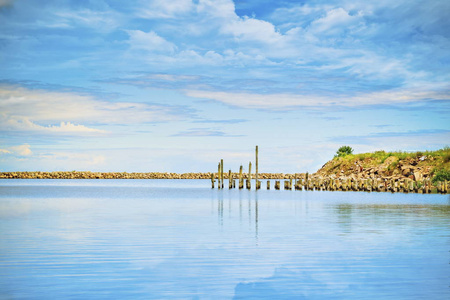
[0,0,449,173]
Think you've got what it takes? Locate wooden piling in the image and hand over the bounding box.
[275,181,280,190]
[284,180,292,190]
[218,162,221,189]
[220,159,224,189]
[247,162,252,189]
[228,170,232,189]
[239,165,243,189]
[255,146,258,189]
[211,173,215,189]
[267,180,270,190]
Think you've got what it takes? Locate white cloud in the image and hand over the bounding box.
[185,86,449,109]
[0,114,107,134]
[53,9,121,32]
[0,144,32,156]
[10,144,32,156]
[137,0,194,19]
[126,30,177,53]
[196,0,236,19]
[0,149,12,154]
[221,16,283,44]
[309,7,363,35]
[0,85,186,135]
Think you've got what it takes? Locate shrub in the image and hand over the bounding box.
[432,169,450,184]
[335,146,354,157]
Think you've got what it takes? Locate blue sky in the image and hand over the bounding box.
[0,0,449,173]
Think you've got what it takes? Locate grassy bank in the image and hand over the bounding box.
[315,147,450,182]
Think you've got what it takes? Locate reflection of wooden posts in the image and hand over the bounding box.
[247,162,252,189]
[228,170,232,189]
[211,173,215,188]
[239,165,243,189]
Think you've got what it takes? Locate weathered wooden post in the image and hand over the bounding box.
[239,165,243,189]
[247,162,252,189]
[211,173,215,189]
[220,159,224,189]
[409,179,414,193]
[218,162,221,189]
[275,180,280,190]
[267,180,270,190]
[255,146,259,189]
[229,170,232,189]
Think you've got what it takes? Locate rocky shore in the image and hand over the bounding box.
[0,171,214,179]
[0,171,299,180]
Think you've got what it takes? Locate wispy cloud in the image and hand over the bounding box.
[136,0,194,19]
[0,144,32,156]
[173,128,243,137]
[0,85,191,136]
[192,118,247,124]
[185,86,449,110]
[126,30,177,53]
[0,114,107,135]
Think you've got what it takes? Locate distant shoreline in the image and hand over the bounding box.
[0,171,300,180]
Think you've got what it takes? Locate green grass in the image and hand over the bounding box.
[333,147,449,164]
[324,147,450,176]
[432,169,450,184]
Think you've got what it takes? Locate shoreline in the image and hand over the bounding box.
[1,171,447,193]
[0,171,300,180]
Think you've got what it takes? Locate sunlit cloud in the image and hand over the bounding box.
[126,30,177,53]
[0,144,32,156]
[0,114,107,135]
[0,85,190,135]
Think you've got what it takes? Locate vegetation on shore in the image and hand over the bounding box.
[315,146,450,182]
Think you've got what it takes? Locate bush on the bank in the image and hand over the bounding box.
[335,146,354,157]
[432,169,450,184]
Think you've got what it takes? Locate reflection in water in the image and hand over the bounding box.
[255,192,259,245]
[336,204,353,234]
[0,180,449,299]
[218,191,223,227]
[215,190,259,244]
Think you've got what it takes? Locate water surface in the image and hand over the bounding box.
[0,179,449,299]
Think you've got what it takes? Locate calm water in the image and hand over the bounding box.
[0,179,449,299]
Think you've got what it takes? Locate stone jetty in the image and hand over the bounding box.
[0,171,213,179]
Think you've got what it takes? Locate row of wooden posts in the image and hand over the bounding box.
[212,175,449,194]
[212,146,449,194]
